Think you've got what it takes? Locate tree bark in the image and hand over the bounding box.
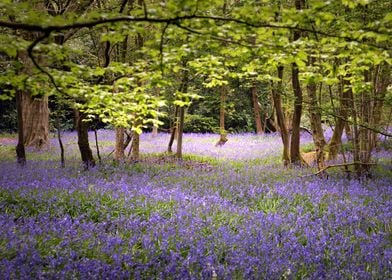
[56,115,65,168]
[115,127,125,161]
[290,62,303,164]
[290,0,305,165]
[176,67,189,159]
[22,94,49,148]
[327,78,350,160]
[17,48,50,149]
[176,106,185,159]
[371,64,390,148]
[307,72,326,171]
[168,106,179,153]
[15,90,26,166]
[251,83,264,134]
[217,85,228,146]
[129,128,140,163]
[271,66,290,166]
[75,110,95,169]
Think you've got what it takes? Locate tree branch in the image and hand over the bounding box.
[0,14,390,50]
[27,31,66,95]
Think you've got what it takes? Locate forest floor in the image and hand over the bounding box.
[0,131,391,279]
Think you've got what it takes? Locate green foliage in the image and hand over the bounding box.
[183,114,218,133]
[0,0,390,136]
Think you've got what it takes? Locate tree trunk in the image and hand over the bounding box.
[307,72,326,171]
[290,62,303,165]
[16,90,26,166]
[271,66,290,166]
[176,106,185,159]
[217,85,228,146]
[129,129,140,162]
[56,115,65,168]
[251,83,264,134]
[176,67,189,159]
[115,127,125,161]
[327,78,350,160]
[17,49,50,149]
[168,106,179,153]
[75,110,95,169]
[371,64,390,149]
[22,94,49,149]
[290,0,304,165]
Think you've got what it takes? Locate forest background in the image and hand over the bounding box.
[1,1,392,279]
[0,0,391,173]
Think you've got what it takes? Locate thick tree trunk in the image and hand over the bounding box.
[271,66,290,166]
[22,94,49,148]
[75,110,95,169]
[17,49,50,149]
[115,127,125,161]
[251,84,264,134]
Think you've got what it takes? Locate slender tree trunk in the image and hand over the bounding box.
[359,70,372,171]
[217,85,228,146]
[16,90,26,166]
[176,106,185,159]
[251,83,264,134]
[327,80,350,160]
[176,67,189,159]
[372,64,390,149]
[168,106,179,153]
[306,56,326,170]
[75,110,95,169]
[271,66,290,166]
[290,0,305,165]
[290,62,303,164]
[94,128,101,164]
[349,88,361,177]
[56,115,65,168]
[307,75,327,171]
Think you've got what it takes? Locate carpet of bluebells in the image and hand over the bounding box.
[0,131,391,279]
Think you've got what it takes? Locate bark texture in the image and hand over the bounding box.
[307,57,327,171]
[75,110,95,168]
[290,0,305,165]
[251,84,264,134]
[115,127,125,161]
[271,66,290,166]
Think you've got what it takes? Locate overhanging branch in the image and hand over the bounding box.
[0,14,390,50]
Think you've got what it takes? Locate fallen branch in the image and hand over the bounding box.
[302,162,377,177]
